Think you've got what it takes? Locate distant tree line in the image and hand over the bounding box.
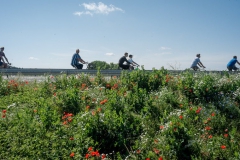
[88,61,119,69]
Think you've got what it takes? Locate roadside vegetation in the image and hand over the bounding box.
[0,68,240,159]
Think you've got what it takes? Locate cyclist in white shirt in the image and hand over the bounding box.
[128,55,139,70]
[190,54,205,71]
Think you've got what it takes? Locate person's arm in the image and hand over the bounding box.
[198,62,205,68]
[0,56,5,63]
[125,57,130,64]
[77,54,87,64]
[79,58,87,64]
[237,60,240,65]
[3,55,10,64]
[132,60,139,66]
[127,60,133,64]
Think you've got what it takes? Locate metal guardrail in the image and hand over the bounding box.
[0,69,128,76]
[0,68,239,76]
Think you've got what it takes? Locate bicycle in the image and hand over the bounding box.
[86,62,95,70]
[130,64,140,70]
[7,63,13,69]
[190,66,206,71]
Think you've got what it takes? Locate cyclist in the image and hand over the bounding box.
[0,47,11,68]
[118,52,131,70]
[190,53,205,71]
[0,56,5,68]
[128,54,139,70]
[227,56,240,71]
[71,49,87,69]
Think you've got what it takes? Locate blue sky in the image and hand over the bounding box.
[1,0,240,70]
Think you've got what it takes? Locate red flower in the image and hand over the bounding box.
[63,121,68,125]
[208,135,213,139]
[2,114,6,118]
[100,99,108,105]
[205,126,211,131]
[62,113,73,120]
[158,157,163,160]
[153,148,160,154]
[224,134,228,138]
[211,112,215,117]
[136,150,141,154]
[88,147,93,151]
[146,158,150,160]
[196,107,202,114]
[111,83,119,89]
[160,125,164,129]
[86,106,90,110]
[69,137,74,140]
[2,110,6,114]
[221,145,226,149]
[91,151,100,157]
[102,154,106,159]
[85,153,90,159]
[179,115,183,119]
[70,152,74,157]
[95,151,100,157]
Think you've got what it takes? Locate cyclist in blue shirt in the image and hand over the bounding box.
[71,49,87,69]
[227,56,240,71]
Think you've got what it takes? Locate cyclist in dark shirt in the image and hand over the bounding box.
[119,52,130,70]
[0,47,11,68]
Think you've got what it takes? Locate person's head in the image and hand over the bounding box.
[0,47,4,51]
[233,56,237,59]
[129,55,133,58]
[196,53,200,58]
[76,49,80,54]
[124,52,128,57]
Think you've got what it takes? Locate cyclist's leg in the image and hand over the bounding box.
[191,66,199,71]
[73,64,82,69]
[121,65,130,70]
[227,66,231,71]
[0,62,3,68]
[76,64,83,69]
[3,62,8,68]
[232,66,238,71]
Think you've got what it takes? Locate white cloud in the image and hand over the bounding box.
[29,57,39,60]
[74,2,124,16]
[160,47,171,50]
[105,52,114,56]
[74,11,93,16]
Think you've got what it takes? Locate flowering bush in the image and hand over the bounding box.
[0,69,240,159]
